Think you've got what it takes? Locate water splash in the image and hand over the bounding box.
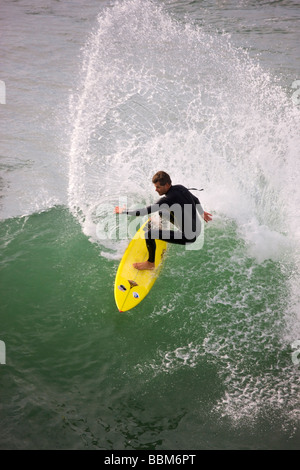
[68,0,299,245]
[67,0,300,426]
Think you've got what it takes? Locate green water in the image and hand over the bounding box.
[1,207,299,449]
[1,0,300,451]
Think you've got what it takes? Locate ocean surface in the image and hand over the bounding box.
[1,0,300,450]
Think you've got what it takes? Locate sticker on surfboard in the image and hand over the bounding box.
[118,284,127,291]
[128,280,138,288]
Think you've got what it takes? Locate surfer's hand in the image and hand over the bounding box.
[203,211,212,223]
[114,206,126,214]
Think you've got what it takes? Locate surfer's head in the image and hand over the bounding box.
[152,171,172,186]
[152,171,172,196]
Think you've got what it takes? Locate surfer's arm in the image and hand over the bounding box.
[191,195,212,223]
[202,211,212,223]
[191,194,204,217]
[124,206,150,216]
[114,206,126,214]
[114,204,160,216]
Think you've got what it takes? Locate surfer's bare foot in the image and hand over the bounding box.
[133,261,155,270]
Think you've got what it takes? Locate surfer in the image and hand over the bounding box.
[115,171,212,270]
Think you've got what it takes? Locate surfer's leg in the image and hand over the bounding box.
[134,229,196,270]
[133,229,157,270]
[150,229,196,245]
[132,236,156,270]
[146,237,156,263]
[145,229,188,261]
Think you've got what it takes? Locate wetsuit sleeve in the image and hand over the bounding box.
[191,194,204,215]
[124,204,161,217]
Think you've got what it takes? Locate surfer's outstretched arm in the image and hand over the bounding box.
[114,204,158,217]
[114,206,125,214]
[202,211,212,223]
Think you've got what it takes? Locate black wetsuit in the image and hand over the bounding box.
[124,185,204,263]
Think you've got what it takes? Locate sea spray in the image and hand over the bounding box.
[67,0,300,426]
[68,0,299,250]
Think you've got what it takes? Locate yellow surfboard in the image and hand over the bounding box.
[114,219,167,312]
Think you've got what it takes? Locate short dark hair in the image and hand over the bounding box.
[152,171,172,186]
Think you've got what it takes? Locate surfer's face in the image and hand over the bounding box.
[154,182,171,196]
